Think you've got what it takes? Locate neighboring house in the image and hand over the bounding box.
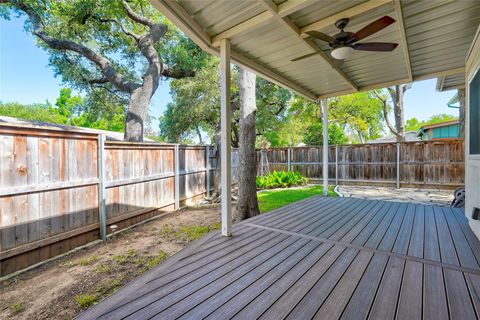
[368,130,421,143]
[417,120,461,141]
[0,115,154,142]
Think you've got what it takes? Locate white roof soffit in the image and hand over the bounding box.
[151,0,479,100]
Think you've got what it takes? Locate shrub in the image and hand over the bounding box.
[256,171,308,190]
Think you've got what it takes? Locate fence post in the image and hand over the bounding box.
[396,143,400,189]
[335,145,339,186]
[97,134,107,242]
[205,145,210,198]
[174,144,180,209]
[287,148,291,171]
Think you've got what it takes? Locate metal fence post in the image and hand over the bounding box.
[335,145,339,186]
[97,134,107,242]
[396,143,400,189]
[287,148,291,171]
[205,145,210,198]
[174,144,180,209]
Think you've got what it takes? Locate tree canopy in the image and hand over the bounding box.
[158,58,292,147]
[0,88,126,131]
[405,113,458,131]
[1,0,208,140]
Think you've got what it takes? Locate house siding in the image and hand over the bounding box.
[430,123,460,139]
[466,27,480,238]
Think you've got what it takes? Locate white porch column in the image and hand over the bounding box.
[220,38,232,236]
[322,98,329,196]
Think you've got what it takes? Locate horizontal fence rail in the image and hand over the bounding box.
[257,140,465,189]
[0,124,238,277]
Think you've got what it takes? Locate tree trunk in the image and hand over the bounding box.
[394,85,405,142]
[125,76,158,141]
[385,85,408,142]
[458,88,466,138]
[236,68,260,220]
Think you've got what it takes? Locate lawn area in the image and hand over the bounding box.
[257,184,337,213]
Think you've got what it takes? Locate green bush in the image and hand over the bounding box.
[256,171,308,189]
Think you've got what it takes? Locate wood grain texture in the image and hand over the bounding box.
[0,127,222,276]
[77,198,480,320]
[259,140,464,188]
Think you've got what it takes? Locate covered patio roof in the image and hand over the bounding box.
[152,0,480,100]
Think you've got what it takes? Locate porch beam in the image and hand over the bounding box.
[394,0,413,82]
[152,0,317,101]
[211,0,316,46]
[259,0,359,92]
[230,50,317,100]
[300,0,391,36]
[322,99,329,196]
[318,67,466,99]
[220,38,232,237]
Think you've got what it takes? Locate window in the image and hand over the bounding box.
[470,69,480,155]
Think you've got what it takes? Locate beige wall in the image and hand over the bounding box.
[465,27,480,237]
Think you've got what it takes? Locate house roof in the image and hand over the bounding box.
[368,130,420,143]
[0,116,154,142]
[151,0,480,100]
[420,119,460,130]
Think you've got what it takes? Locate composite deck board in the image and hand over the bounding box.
[78,197,480,320]
[423,264,449,320]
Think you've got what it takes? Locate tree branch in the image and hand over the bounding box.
[93,16,140,41]
[121,0,155,27]
[373,90,400,137]
[88,77,109,85]
[161,65,195,78]
[11,1,139,94]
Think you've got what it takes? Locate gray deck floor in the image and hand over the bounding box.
[79,197,480,320]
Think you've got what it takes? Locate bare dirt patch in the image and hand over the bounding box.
[0,206,221,320]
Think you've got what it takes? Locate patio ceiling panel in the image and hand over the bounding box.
[402,0,480,80]
[230,20,353,96]
[153,0,480,100]
[437,73,465,92]
[177,0,266,36]
[288,0,368,28]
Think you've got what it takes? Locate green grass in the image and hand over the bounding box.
[75,294,98,308]
[10,302,23,314]
[258,185,337,213]
[159,222,221,243]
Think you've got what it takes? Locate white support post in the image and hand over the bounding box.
[287,148,291,171]
[322,99,329,196]
[220,38,232,237]
[396,143,400,189]
[205,145,210,197]
[97,134,107,242]
[174,144,180,209]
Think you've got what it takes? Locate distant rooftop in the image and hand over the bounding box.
[0,116,153,142]
[368,131,421,144]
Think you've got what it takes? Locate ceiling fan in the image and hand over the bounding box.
[292,16,399,63]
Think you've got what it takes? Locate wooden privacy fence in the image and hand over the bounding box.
[259,140,464,189]
[0,124,237,277]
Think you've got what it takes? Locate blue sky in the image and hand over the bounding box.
[0,16,458,133]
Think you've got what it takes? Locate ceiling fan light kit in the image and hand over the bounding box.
[293,15,398,63]
[331,46,352,60]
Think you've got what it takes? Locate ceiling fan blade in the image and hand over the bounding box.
[305,31,334,43]
[291,50,322,62]
[353,42,398,52]
[348,16,396,43]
